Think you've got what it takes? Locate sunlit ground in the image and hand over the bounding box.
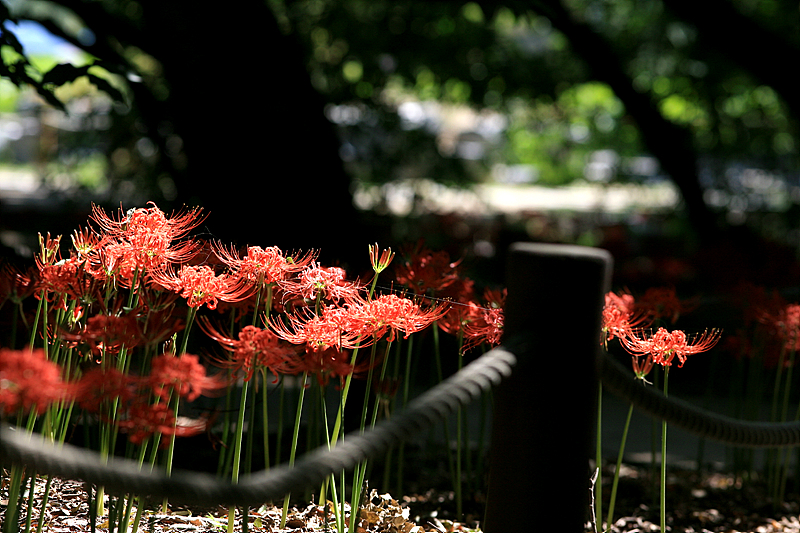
[353,178,679,217]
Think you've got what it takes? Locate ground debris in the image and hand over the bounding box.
[1,475,480,532]
[586,463,800,533]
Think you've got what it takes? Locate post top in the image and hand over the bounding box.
[509,241,612,263]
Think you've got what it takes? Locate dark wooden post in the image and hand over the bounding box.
[484,243,612,532]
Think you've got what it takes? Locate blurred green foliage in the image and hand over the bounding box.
[0,0,798,236]
[273,0,798,193]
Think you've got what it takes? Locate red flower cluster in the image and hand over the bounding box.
[87,202,205,283]
[0,203,509,455]
[394,242,462,296]
[72,352,219,445]
[601,290,646,344]
[621,327,721,368]
[60,313,143,357]
[279,263,361,303]
[602,288,721,374]
[200,321,300,381]
[760,303,800,353]
[149,353,226,402]
[0,348,69,416]
[150,264,251,310]
[214,243,315,288]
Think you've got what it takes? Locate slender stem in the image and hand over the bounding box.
[179,306,198,356]
[454,334,464,519]
[606,402,634,529]
[660,366,670,533]
[281,372,308,529]
[432,323,456,488]
[261,369,271,472]
[228,378,250,533]
[160,391,180,514]
[275,377,285,466]
[395,335,415,495]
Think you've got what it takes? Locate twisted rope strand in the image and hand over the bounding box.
[596,349,800,447]
[0,347,517,507]
[7,344,800,509]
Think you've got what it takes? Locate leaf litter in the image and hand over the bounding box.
[1,474,481,532]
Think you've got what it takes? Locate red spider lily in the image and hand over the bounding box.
[70,226,114,281]
[149,264,251,310]
[36,255,79,297]
[348,293,450,342]
[199,320,300,381]
[601,290,650,344]
[148,353,226,402]
[635,287,698,324]
[621,327,721,367]
[289,346,375,389]
[71,226,106,258]
[136,305,186,349]
[438,288,505,352]
[214,243,315,287]
[37,233,62,267]
[758,302,800,354]
[73,366,138,413]
[0,262,37,308]
[731,282,786,328]
[0,347,71,416]
[631,354,655,381]
[88,203,205,281]
[394,242,462,296]
[90,202,205,246]
[369,243,395,274]
[35,246,104,309]
[279,263,362,304]
[436,276,477,336]
[115,400,206,446]
[269,304,369,352]
[60,313,143,358]
[461,296,505,352]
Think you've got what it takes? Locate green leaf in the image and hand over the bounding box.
[41,63,91,86]
[87,73,125,103]
[0,25,26,56]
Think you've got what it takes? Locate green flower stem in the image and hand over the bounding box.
[28,294,45,350]
[606,402,634,529]
[158,305,199,515]
[228,377,251,533]
[245,380,258,474]
[131,437,159,533]
[432,323,456,490]
[454,334,464,519]
[660,366,670,533]
[161,391,181,513]
[4,464,25,533]
[281,372,308,530]
[275,378,285,466]
[318,343,363,505]
[318,387,345,533]
[261,369,271,472]
[179,306,198,356]
[348,340,394,533]
[217,369,234,477]
[35,474,55,533]
[395,335,415,495]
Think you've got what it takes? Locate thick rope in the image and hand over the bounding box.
[7,343,800,509]
[0,347,516,507]
[596,349,800,447]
